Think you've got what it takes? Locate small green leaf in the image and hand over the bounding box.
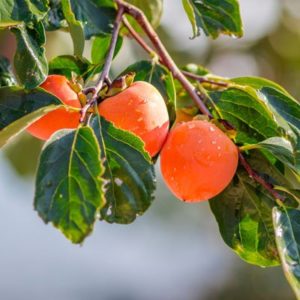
[0,86,62,147]
[70,0,116,39]
[182,63,210,76]
[12,22,48,89]
[49,55,93,80]
[182,0,243,39]
[0,55,16,87]
[210,150,298,267]
[35,127,105,243]
[91,116,156,224]
[91,34,123,66]
[273,207,300,300]
[61,0,85,57]
[0,0,48,27]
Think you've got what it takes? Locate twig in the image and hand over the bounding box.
[116,0,284,202]
[80,6,124,123]
[238,152,284,201]
[182,71,229,87]
[116,0,212,118]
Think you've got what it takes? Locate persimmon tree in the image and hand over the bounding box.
[0,0,299,297]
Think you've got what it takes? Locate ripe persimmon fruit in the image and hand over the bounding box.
[27,75,81,140]
[98,81,169,157]
[160,120,238,202]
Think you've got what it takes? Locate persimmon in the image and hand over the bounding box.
[27,75,81,140]
[98,81,169,157]
[160,120,238,202]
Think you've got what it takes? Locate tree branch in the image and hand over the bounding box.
[80,5,124,123]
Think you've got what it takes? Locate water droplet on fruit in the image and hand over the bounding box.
[217,146,221,150]
[188,123,195,129]
[137,117,143,122]
[209,126,215,132]
[211,140,217,145]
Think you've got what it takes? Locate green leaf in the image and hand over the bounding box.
[70,0,116,39]
[91,115,156,224]
[0,0,49,27]
[182,0,243,39]
[120,60,173,104]
[210,88,282,144]
[247,137,299,175]
[260,87,300,130]
[61,0,85,57]
[273,207,300,300]
[91,34,123,66]
[210,150,298,267]
[35,127,105,243]
[232,76,291,97]
[0,86,62,147]
[49,55,93,80]
[182,63,210,76]
[125,0,163,29]
[12,22,48,89]
[0,55,16,87]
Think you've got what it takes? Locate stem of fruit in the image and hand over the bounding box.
[116,0,212,118]
[117,0,285,203]
[80,5,124,123]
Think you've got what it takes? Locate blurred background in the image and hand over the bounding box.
[0,0,299,299]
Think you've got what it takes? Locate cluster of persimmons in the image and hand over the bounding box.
[27,75,238,202]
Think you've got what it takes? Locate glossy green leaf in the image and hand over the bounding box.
[91,34,123,66]
[0,0,48,27]
[61,0,84,57]
[210,88,281,144]
[70,0,116,39]
[0,86,62,147]
[0,55,16,87]
[182,0,243,39]
[232,76,291,97]
[126,0,163,29]
[91,116,156,224]
[182,63,210,76]
[35,127,105,243]
[273,207,300,299]
[12,22,48,89]
[49,55,93,80]
[247,137,299,175]
[120,60,173,103]
[210,151,298,267]
[230,77,300,170]
[260,87,300,130]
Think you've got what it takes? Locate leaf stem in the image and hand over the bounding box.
[182,71,229,87]
[80,5,124,123]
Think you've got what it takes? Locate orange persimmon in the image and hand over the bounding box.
[98,81,169,157]
[27,75,81,140]
[160,120,238,202]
